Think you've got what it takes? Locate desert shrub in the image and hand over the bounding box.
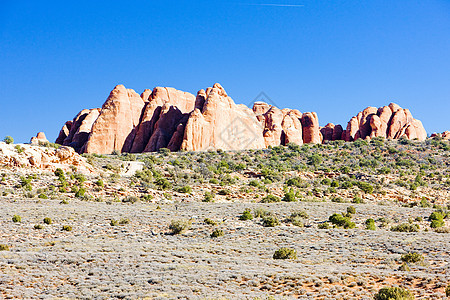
[62,225,72,231]
[254,207,271,218]
[328,213,355,229]
[401,252,423,264]
[365,218,376,230]
[318,222,330,229]
[34,224,44,230]
[119,218,130,225]
[307,154,322,166]
[210,229,224,238]
[203,191,214,202]
[262,215,280,227]
[122,196,139,203]
[43,217,52,224]
[155,178,172,190]
[347,206,356,214]
[110,219,119,226]
[374,287,414,300]
[95,179,104,187]
[273,247,297,259]
[3,136,13,144]
[38,193,48,199]
[0,244,9,251]
[288,216,304,227]
[261,194,281,203]
[356,181,374,194]
[390,223,419,232]
[54,168,64,177]
[282,188,296,202]
[204,218,217,226]
[12,215,21,223]
[434,227,450,233]
[239,209,253,220]
[75,188,86,198]
[446,285,450,297]
[177,185,192,193]
[429,211,445,228]
[352,195,364,204]
[290,210,309,219]
[169,219,191,234]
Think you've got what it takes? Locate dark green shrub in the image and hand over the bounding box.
[204,218,217,226]
[282,188,296,202]
[429,211,445,228]
[239,209,253,220]
[3,136,13,144]
[12,215,21,223]
[374,287,414,300]
[34,224,44,229]
[390,223,419,232]
[122,196,139,203]
[401,252,423,264]
[110,219,119,226]
[75,188,86,198]
[177,185,192,193]
[203,191,214,202]
[328,213,355,229]
[38,193,48,199]
[262,215,280,227]
[62,225,72,231]
[210,229,224,238]
[446,285,450,297]
[95,179,104,187]
[43,217,52,225]
[261,194,281,203]
[365,218,376,230]
[273,247,297,259]
[318,222,330,229]
[0,244,9,251]
[347,206,356,214]
[169,219,191,234]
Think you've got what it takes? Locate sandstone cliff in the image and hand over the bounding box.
[55,84,428,154]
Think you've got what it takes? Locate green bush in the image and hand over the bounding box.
[110,219,119,226]
[374,287,414,300]
[95,179,104,187]
[429,211,445,228]
[390,223,419,232]
[12,215,21,223]
[446,285,450,297]
[261,194,281,203]
[177,185,192,193]
[0,244,9,251]
[347,206,356,214]
[401,252,423,264]
[3,136,13,144]
[203,191,214,202]
[328,213,355,229]
[43,217,52,224]
[62,225,72,231]
[75,188,86,198]
[365,218,376,230]
[210,229,224,238]
[169,219,191,234]
[239,209,253,220]
[204,218,217,226]
[262,215,280,227]
[318,222,330,229]
[38,193,48,199]
[273,247,297,259]
[282,188,296,202]
[34,224,44,230]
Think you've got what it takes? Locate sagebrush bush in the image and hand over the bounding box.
[390,223,419,232]
[34,224,44,230]
[169,219,191,234]
[12,215,21,223]
[239,209,253,220]
[273,247,297,260]
[210,229,224,238]
[0,244,9,251]
[401,252,423,264]
[43,217,52,224]
[374,287,414,300]
[328,213,355,229]
[62,225,72,231]
[261,194,281,203]
[262,215,280,227]
[365,218,376,230]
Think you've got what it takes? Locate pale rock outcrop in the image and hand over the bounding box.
[30,132,49,145]
[84,85,145,154]
[262,106,284,147]
[281,110,303,145]
[180,83,265,151]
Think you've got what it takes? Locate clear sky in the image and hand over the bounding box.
[1,0,449,143]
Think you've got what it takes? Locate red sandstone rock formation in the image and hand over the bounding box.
[55,84,428,154]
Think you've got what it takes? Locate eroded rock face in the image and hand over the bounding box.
[344,103,426,141]
[181,83,266,151]
[301,112,322,144]
[130,87,195,153]
[55,84,428,154]
[84,85,145,154]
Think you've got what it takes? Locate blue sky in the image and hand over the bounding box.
[1,0,449,143]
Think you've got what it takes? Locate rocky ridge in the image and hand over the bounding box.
[57,83,427,154]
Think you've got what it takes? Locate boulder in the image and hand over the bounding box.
[30,132,49,145]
